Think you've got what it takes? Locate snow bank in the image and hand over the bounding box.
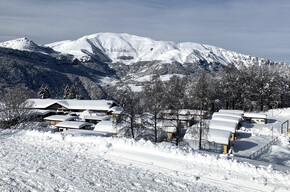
[0,129,289,191]
[94,121,117,133]
[12,130,289,183]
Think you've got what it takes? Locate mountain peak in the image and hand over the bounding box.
[47,32,259,66]
[0,37,54,54]
[0,37,38,51]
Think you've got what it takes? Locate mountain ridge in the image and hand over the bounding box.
[1,33,285,67]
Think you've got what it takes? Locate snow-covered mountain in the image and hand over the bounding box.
[45,32,262,66]
[0,32,286,98]
[0,37,54,54]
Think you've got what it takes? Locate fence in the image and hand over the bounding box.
[249,137,278,159]
[281,120,289,134]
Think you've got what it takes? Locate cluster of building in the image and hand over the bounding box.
[28,99,122,136]
[27,98,268,154]
[184,109,267,154]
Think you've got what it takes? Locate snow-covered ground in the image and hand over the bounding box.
[255,135,290,167]
[232,109,289,163]
[0,129,289,191]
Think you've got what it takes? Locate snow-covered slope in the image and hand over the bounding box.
[0,129,289,191]
[0,37,54,54]
[46,32,262,66]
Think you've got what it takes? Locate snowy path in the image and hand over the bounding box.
[0,129,289,191]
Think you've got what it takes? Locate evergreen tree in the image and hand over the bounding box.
[68,85,77,99]
[63,85,70,99]
[38,84,50,99]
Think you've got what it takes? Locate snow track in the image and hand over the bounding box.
[0,129,289,191]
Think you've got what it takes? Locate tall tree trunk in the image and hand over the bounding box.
[154,111,157,143]
[130,115,135,138]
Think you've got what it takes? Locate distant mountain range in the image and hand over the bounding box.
[0,33,286,99]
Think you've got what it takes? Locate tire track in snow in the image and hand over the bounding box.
[104,149,283,192]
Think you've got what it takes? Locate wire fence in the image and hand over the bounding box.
[281,120,289,134]
[249,137,279,159]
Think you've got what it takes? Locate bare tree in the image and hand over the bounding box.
[192,72,210,150]
[117,91,142,139]
[143,74,165,142]
[164,75,186,145]
[0,84,34,128]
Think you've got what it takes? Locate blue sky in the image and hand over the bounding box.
[0,0,289,63]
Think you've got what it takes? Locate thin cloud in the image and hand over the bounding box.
[0,0,289,63]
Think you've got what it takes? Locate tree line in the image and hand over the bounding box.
[117,62,290,143]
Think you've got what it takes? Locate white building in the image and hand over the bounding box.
[55,121,92,132]
[209,120,237,140]
[93,121,117,137]
[184,126,232,154]
[244,113,267,124]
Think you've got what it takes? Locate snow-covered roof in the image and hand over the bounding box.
[84,115,109,121]
[55,121,91,129]
[57,100,116,111]
[32,109,56,115]
[244,113,267,119]
[178,109,207,116]
[44,115,77,122]
[27,99,116,111]
[218,109,244,115]
[207,129,232,145]
[158,120,177,133]
[94,121,117,133]
[108,106,123,114]
[162,109,207,116]
[209,120,237,133]
[27,99,59,109]
[212,112,242,119]
[212,115,241,124]
[184,127,231,145]
[62,129,112,137]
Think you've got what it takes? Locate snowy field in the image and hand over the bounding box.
[0,129,289,192]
